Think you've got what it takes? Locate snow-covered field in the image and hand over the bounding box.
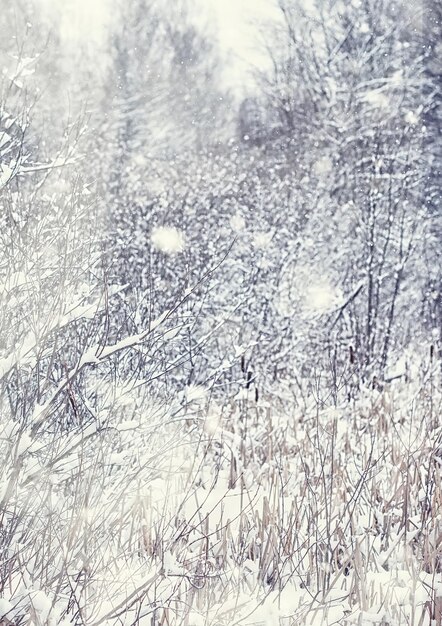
[1,0,441,624]
[1,364,441,625]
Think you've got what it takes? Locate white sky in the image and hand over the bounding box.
[36,0,277,92]
[209,0,277,89]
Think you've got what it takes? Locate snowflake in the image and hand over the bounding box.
[151,226,185,254]
[230,212,246,232]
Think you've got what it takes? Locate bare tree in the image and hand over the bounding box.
[255,0,433,382]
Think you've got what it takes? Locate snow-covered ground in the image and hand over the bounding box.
[1,369,441,625]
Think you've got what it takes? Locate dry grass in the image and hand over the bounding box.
[89,372,441,626]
